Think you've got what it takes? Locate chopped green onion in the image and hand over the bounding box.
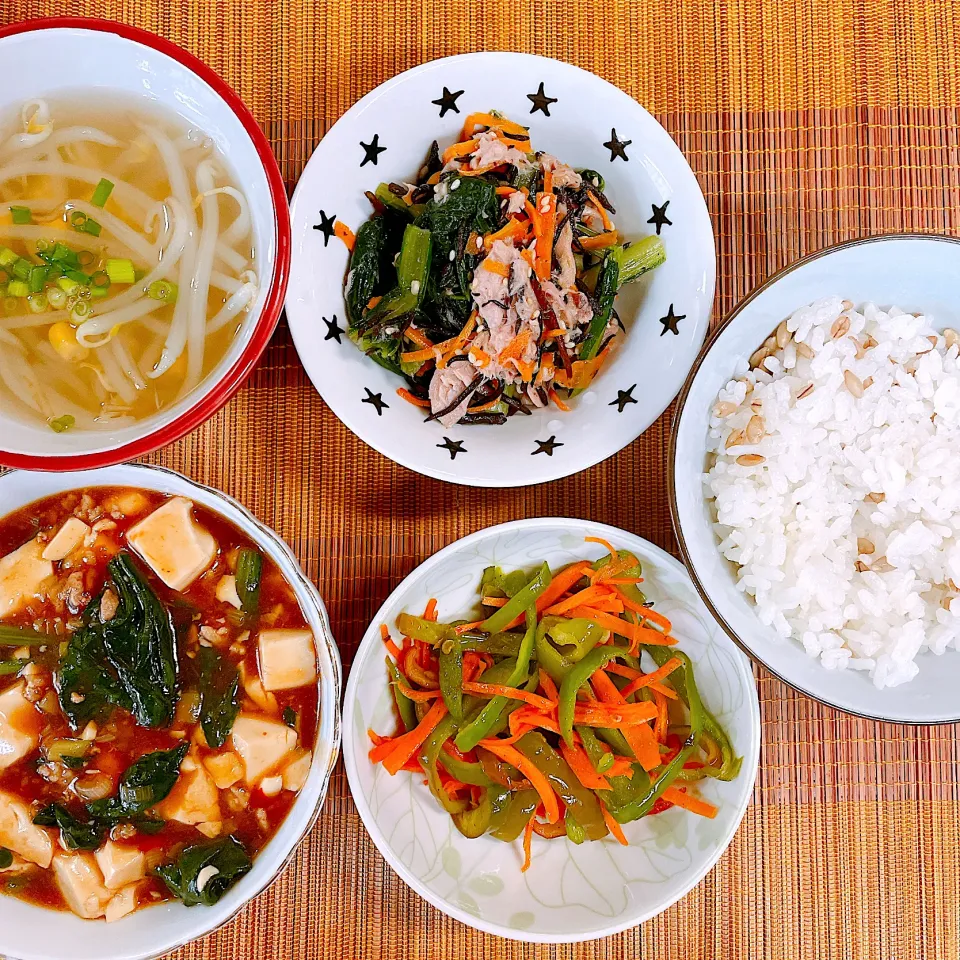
[90,285,109,300]
[47,287,67,309]
[0,662,22,676]
[64,269,90,285]
[27,294,47,314]
[51,242,77,265]
[105,258,135,284]
[57,276,79,295]
[10,206,32,225]
[0,848,12,869]
[0,247,17,267]
[70,301,92,323]
[81,218,102,238]
[77,250,95,267]
[35,238,51,254]
[48,414,75,433]
[28,265,46,294]
[69,211,87,228]
[283,706,297,728]
[148,279,178,303]
[90,270,110,289]
[6,280,29,298]
[11,259,31,281]
[90,178,114,208]
[0,624,56,646]
[235,549,263,617]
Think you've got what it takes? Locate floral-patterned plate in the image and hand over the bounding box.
[342,518,760,942]
[285,52,715,486]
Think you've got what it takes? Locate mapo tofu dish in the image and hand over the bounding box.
[0,487,319,921]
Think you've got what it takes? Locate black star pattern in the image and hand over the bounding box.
[313,209,336,246]
[432,87,464,117]
[527,82,558,116]
[437,437,467,460]
[532,436,564,456]
[647,201,672,235]
[322,315,344,343]
[360,134,387,167]
[603,128,632,162]
[610,385,638,413]
[659,304,685,336]
[361,388,389,415]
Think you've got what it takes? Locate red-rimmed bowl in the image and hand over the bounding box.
[0,19,290,470]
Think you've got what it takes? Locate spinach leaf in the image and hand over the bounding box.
[156,836,252,907]
[58,552,180,730]
[345,215,402,328]
[196,648,240,749]
[282,706,297,728]
[33,804,105,850]
[0,848,13,869]
[87,744,188,822]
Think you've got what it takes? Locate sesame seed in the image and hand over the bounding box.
[448,249,456,261]
[451,179,461,191]
[410,280,420,295]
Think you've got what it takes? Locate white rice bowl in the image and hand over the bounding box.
[705,295,960,690]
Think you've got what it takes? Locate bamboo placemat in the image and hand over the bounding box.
[2,1,960,957]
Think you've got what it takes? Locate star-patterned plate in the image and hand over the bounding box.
[342,518,760,942]
[286,53,715,486]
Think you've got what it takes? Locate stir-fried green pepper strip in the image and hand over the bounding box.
[454,608,537,753]
[437,750,493,787]
[515,732,607,841]
[535,616,607,683]
[386,657,416,732]
[457,631,525,657]
[395,613,455,645]
[419,715,468,815]
[479,564,551,634]
[577,725,652,811]
[488,788,538,842]
[438,639,464,721]
[452,788,492,838]
[557,644,629,746]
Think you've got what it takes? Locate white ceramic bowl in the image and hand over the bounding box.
[0,19,290,471]
[0,463,342,960]
[342,518,760,942]
[286,52,715,486]
[671,233,960,722]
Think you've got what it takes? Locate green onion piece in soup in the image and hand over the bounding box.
[235,548,263,618]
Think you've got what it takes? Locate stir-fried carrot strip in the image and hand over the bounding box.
[402,317,475,364]
[535,561,593,614]
[603,577,645,585]
[601,802,629,845]
[380,624,401,659]
[396,682,442,702]
[381,699,448,775]
[469,346,492,368]
[591,554,637,584]
[542,165,554,196]
[484,217,528,251]
[479,739,560,823]
[585,535,619,557]
[461,112,530,140]
[436,314,477,368]
[524,199,540,228]
[538,669,559,703]
[499,328,532,362]
[616,588,673,633]
[535,353,555,386]
[618,657,684,699]
[653,689,669,742]
[544,584,614,617]
[333,220,356,251]
[481,258,512,277]
[423,598,438,621]
[569,606,677,650]
[661,786,719,819]
[607,756,635,778]
[587,190,614,231]
[442,138,479,163]
[396,388,431,409]
[579,230,619,251]
[496,185,518,196]
[468,396,503,413]
[481,595,509,607]
[463,682,555,711]
[534,192,556,281]
[454,619,485,635]
[521,813,534,872]
[591,670,661,770]
[514,358,536,382]
[366,295,382,310]
[548,389,571,412]
[574,702,659,725]
[560,739,611,790]
[509,707,561,739]
[404,326,434,348]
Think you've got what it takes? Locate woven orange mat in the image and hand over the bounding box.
[2,1,959,957]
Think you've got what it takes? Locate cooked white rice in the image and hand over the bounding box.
[705,296,960,688]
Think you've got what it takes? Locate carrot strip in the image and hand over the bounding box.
[542,165,554,196]
[653,689,669,742]
[404,326,434,349]
[619,657,684,700]
[603,577,645,585]
[591,670,661,770]
[496,185,517,196]
[548,389,571,412]
[544,584,615,617]
[569,607,677,651]
[481,258,511,278]
[661,786,719,819]
[380,624,401,659]
[396,388,431,409]
[454,620,485,635]
[366,295,382,310]
[534,192,556,281]
[601,803,629,845]
[616,589,673,633]
[521,813,534,872]
[579,230,618,251]
[514,358,536,382]
[460,112,530,140]
[499,328,532,363]
[574,704,658,727]
[468,397,503,413]
[468,346,492,368]
[607,756,635,779]
[538,669,559,703]
[484,217,528,251]
[584,535,619,557]
[423,598,438,621]
[442,138,479,163]
[560,739,611,790]
[478,739,560,823]
[481,595,509,608]
[381,699,448,775]
[334,220,356,251]
[396,682,443,702]
[534,561,593,614]
[587,190,614,231]
[462,682,555,712]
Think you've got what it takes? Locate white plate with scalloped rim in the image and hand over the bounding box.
[342,518,759,942]
[285,53,715,486]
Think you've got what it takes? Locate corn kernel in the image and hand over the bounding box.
[48,321,90,362]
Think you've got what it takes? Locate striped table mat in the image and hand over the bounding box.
[2,1,958,957]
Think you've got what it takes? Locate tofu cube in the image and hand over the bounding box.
[257,629,317,691]
[203,752,244,790]
[0,788,54,867]
[104,883,140,923]
[53,852,112,919]
[231,714,297,784]
[127,497,217,591]
[215,574,242,609]
[41,517,90,562]
[282,748,312,793]
[0,682,42,772]
[95,841,145,890]
[154,758,221,826]
[0,539,52,617]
